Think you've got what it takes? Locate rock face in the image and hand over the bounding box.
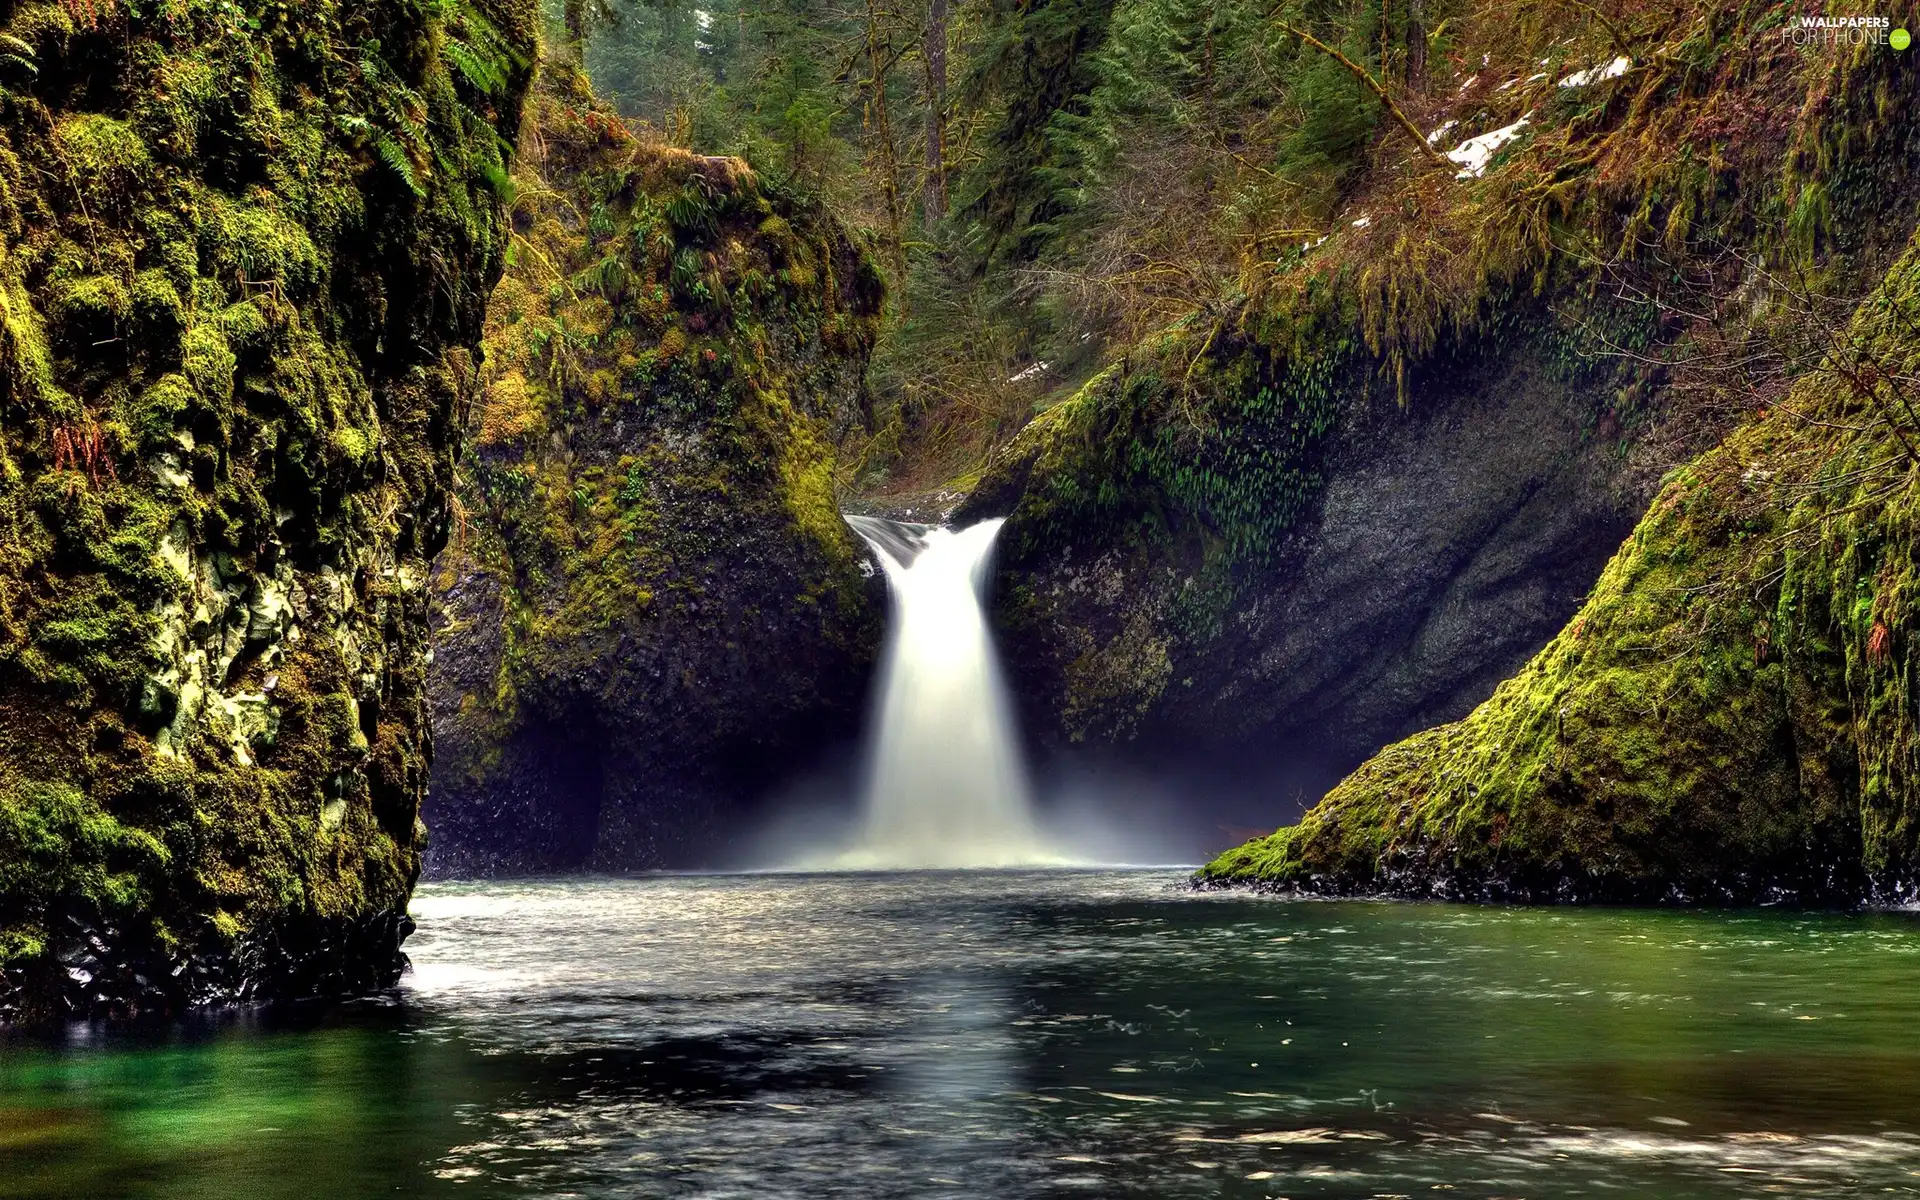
[1202,350,1650,765]
[0,0,535,1019]
[961,25,1920,846]
[1202,230,1920,903]
[965,312,1661,789]
[423,76,886,876]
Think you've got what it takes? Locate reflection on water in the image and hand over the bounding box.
[4,870,1920,1197]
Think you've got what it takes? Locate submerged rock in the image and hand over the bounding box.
[423,74,886,875]
[0,0,536,1018]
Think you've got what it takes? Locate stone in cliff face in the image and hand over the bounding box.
[1202,231,1920,904]
[423,76,886,876]
[1210,350,1646,765]
[0,0,535,1019]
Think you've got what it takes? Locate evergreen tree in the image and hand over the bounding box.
[954,0,1119,267]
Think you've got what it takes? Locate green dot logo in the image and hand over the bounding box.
[1895,27,1913,50]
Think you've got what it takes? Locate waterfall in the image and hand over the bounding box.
[838,515,1049,868]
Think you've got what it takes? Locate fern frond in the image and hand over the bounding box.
[439,0,530,100]
[444,39,507,97]
[570,254,632,298]
[375,134,425,196]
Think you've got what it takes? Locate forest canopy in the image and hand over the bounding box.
[564,0,1450,489]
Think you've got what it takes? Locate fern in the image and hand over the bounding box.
[347,45,433,197]
[0,33,36,82]
[671,246,706,293]
[444,39,507,97]
[375,133,425,196]
[440,0,528,101]
[571,254,632,298]
[664,191,717,239]
[480,160,517,203]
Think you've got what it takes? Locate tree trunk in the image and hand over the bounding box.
[1378,0,1392,82]
[1406,0,1426,88]
[921,0,949,221]
[562,0,588,67]
[867,2,909,283]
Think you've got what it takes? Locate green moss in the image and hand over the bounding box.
[130,269,186,338]
[0,781,167,964]
[49,273,131,335]
[180,323,235,402]
[202,197,324,296]
[51,114,151,212]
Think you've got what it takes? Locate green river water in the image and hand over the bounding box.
[2,869,1918,1198]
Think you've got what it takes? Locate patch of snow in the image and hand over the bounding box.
[1457,75,1478,94]
[1558,56,1633,88]
[1446,114,1532,179]
[1495,77,1519,92]
[1426,119,1458,145]
[1351,215,1371,228]
[1525,72,1547,84]
[1009,361,1051,384]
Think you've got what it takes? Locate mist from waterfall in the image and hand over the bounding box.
[832,515,1055,868]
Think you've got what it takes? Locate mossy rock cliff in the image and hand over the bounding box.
[963,294,1665,777]
[424,71,886,875]
[962,11,1920,800]
[0,0,536,1019]
[1202,228,1920,904]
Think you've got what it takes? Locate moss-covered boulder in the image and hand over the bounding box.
[1201,229,1920,904]
[423,73,886,875]
[0,0,535,1018]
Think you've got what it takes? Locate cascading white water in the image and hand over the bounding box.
[837,515,1050,868]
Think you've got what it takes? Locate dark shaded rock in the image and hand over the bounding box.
[0,908,415,1024]
[963,312,1666,798]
